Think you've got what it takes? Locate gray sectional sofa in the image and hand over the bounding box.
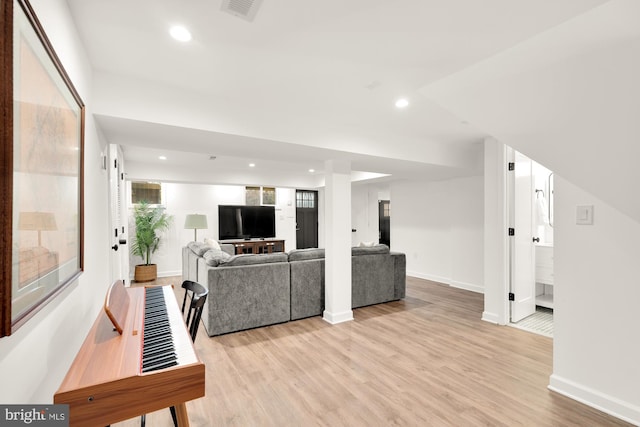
[182,241,406,336]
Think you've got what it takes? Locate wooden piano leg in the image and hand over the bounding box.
[174,403,190,427]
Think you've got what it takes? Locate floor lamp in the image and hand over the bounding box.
[184,214,208,241]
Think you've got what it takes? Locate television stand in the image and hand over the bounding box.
[220,239,285,255]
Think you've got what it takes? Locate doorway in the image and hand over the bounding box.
[509,149,554,337]
[378,200,390,247]
[295,190,318,249]
[108,144,129,285]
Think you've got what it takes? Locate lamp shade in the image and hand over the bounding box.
[19,212,58,231]
[185,214,207,241]
[184,214,208,230]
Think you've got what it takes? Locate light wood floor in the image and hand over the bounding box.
[117,276,630,426]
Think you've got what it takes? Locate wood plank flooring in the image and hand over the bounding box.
[117,276,631,426]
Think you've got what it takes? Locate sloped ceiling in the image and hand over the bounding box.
[421,0,640,222]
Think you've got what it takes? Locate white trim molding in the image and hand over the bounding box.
[323,310,354,325]
[549,374,640,426]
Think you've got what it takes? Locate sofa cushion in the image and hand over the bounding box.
[219,252,288,267]
[352,244,390,256]
[204,237,221,250]
[288,248,325,261]
[187,241,214,256]
[202,249,232,266]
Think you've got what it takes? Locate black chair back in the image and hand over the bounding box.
[180,280,208,342]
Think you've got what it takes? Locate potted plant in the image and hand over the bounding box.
[131,200,172,282]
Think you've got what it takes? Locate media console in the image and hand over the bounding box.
[220,239,285,255]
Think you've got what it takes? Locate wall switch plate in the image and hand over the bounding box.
[576,205,594,225]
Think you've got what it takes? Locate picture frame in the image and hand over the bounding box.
[0,0,85,337]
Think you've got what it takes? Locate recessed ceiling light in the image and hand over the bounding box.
[308,169,315,173]
[249,163,255,168]
[169,25,191,42]
[395,98,409,109]
[158,155,167,160]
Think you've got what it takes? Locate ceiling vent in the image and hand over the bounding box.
[221,0,263,22]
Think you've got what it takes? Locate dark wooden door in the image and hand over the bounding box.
[296,190,318,249]
[379,200,390,247]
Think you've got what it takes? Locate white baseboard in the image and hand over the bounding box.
[450,279,484,294]
[481,311,501,324]
[323,310,354,325]
[549,374,640,426]
[407,271,450,285]
[408,272,483,294]
[158,270,181,278]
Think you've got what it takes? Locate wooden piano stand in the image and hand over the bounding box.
[54,282,204,426]
[174,404,190,426]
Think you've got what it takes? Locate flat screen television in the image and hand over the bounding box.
[218,205,276,240]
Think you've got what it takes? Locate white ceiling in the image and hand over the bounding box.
[65,0,607,185]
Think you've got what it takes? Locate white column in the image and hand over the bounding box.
[323,159,353,324]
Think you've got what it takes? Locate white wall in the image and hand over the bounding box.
[549,177,640,424]
[391,176,484,292]
[0,0,112,403]
[127,182,297,277]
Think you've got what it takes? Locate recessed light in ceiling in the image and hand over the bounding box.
[169,25,192,42]
[249,163,256,168]
[308,169,315,173]
[158,155,167,160]
[395,98,409,109]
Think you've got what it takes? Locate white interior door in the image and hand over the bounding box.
[108,144,129,285]
[510,151,536,322]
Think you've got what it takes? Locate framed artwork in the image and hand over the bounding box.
[1,0,85,337]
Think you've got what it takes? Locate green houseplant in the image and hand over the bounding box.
[131,201,172,282]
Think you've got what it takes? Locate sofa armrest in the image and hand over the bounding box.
[391,252,406,299]
[352,254,394,308]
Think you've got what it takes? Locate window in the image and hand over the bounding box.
[382,201,390,218]
[246,186,276,205]
[262,187,276,205]
[296,191,316,208]
[245,186,260,206]
[131,182,162,205]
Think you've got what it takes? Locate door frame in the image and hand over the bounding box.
[108,144,129,285]
[378,200,390,247]
[295,189,319,249]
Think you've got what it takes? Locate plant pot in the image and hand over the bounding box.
[134,264,157,282]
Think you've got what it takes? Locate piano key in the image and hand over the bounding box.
[140,286,199,373]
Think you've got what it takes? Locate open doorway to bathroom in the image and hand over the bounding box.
[508,149,554,338]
